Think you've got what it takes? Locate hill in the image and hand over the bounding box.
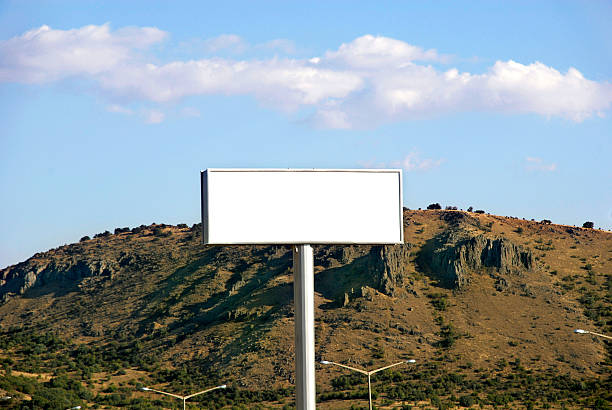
[0,210,610,409]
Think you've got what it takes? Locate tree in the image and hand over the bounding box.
[79,236,90,242]
[467,206,473,212]
[427,203,442,210]
[582,221,594,229]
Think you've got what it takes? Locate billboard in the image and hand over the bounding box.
[201,169,403,244]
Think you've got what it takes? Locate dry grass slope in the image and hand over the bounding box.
[0,211,610,409]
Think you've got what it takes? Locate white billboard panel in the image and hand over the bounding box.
[201,169,403,244]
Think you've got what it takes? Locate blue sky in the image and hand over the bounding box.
[1,0,611,269]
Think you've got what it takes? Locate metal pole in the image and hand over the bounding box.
[293,244,315,410]
[368,373,372,410]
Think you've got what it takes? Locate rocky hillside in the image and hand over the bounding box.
[0,210,610,409]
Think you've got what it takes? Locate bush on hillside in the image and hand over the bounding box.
[93,231,111,238]
[79,236,90,242]
[474,210,485,214]
[427,203,442,210]
[153,227,172,237]
[582,221,594,229]
[131,225,147,234]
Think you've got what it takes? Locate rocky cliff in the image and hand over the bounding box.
[417,231,533,289]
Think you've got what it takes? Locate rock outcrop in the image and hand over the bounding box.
[373,244,414,296]
[418,233,532,289]
[0,256,120,302]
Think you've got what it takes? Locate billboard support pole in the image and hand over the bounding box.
[293,244,315,410]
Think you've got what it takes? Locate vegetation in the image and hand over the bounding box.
[1,215,610,409]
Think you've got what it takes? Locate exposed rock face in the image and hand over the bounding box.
[418,233,532,289]
[0,221,530,304]
[0,257,119,301]
[373,244,413,296]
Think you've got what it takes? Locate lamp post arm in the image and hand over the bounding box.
[585,330,612,340]
[184,385,226,400]
[369,361,408,375]
[324,361,369,376]
[143,388,184,400]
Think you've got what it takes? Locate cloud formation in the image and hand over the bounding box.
[2,24,611,127]
[202,34,246,53]
[391,152,444,171]
[361,151,444,172]
[525,157,557,172]
[0,24,165,83]
[144,109,165,124]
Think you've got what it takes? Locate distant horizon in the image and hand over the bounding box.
[1,0,611,269]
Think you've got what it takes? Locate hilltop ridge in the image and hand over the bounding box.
[0,210,610,408]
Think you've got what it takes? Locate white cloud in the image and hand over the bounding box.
[202,34,246,53]
[144,109,165,124]
[257,39,296,54]
[106,104,133,115]
[2,25,611,127]
[361,152,443,172]
[98,59,363,108]
[525,157,557,172]
[391,152,444,171]
[484,61,610,121]
[0,23,166,83]
[323,35,445,68]
[195,35,295,55]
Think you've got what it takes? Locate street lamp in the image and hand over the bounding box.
[574,329,612,340]
[140,384,227,410]
[321,359,416,410]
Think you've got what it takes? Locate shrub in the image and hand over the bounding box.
[474,210,485,214]
[131,225,147,234]
[459,395,477,407]
[515,227,523,234]
[427,293,449,311]
[79,236,90,242]
[467,206,473,212]
[114,227,130,234]
[153,227,172,237]
[177,223,188,229]
[438,323,461,348]
[445,206,457,210]
[541,219,552,224]
[583,221,594,229]
[93,231,111,238]
[427,203,442,210]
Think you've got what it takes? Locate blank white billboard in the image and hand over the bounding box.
[201,169,403,245]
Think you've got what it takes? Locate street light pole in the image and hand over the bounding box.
[321,359,416,410]
[574,329,612,340]
[140,384,227,410]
